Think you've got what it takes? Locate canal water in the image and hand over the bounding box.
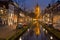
[19,25,47,40]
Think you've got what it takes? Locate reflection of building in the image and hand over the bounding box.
[43,1,60,30]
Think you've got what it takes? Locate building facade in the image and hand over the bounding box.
[0,0,10,25]
[0,0,20,30]
[43,1,60,30]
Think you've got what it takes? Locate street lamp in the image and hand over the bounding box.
[1,9,3,12]
[19,13,25,17]
[0,9,3,14]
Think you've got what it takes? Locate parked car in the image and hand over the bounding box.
[16,23,23,29]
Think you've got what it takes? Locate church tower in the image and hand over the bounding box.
[34,4,41,19]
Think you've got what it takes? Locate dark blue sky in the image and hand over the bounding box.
[13,0,57,10]
[25,0,51,10]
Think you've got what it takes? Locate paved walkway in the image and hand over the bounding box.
[0,25,16,39]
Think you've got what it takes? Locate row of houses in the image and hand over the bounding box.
[43,0,60,30]
[0,0,23,30]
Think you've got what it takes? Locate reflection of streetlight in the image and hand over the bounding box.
[50,36,53,40]
[19,37,22,40]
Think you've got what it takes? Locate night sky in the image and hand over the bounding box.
[13,0,57,10]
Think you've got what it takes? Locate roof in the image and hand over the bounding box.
[44,1,60,15]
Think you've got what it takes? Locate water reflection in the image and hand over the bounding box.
[19,11,47,40]
[19,37,22,40]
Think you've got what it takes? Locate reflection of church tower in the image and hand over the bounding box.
[34,4,41,19]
